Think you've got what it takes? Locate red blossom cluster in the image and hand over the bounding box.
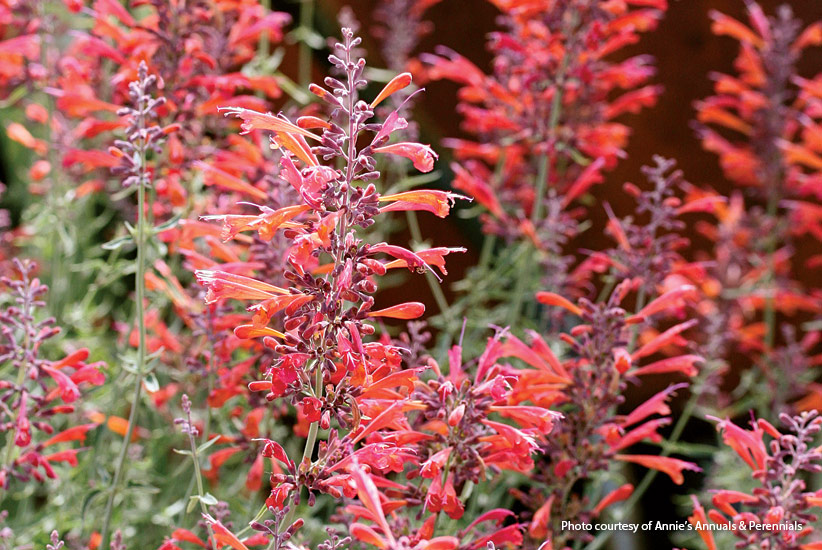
[4,0,822,548]
[423,0,667,295]
[2,0,290,205]
[683,412,822,550]
[161,28,477,549]
[504,158,709,549]
[692,2,822,414]
[0,259,105,488]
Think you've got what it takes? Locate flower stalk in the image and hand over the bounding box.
[99,62,167,550]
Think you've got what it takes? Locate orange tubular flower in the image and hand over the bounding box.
[614,455,700,485]
[367,302,426,320]
[535,291,583,316]
[383,247,466,276]
[372,142,438,172]
[202,204,310,242]
[593,484,634,516]
[378,190,468,217]
[370,72,413,108]
[195,270,289,304]
[217,106,320,140]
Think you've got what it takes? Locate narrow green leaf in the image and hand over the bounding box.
[187,495,199,513]
[102,235,133,251]
[197,435,222,455]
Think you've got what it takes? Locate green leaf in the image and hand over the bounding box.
[153,213,182,233]
[81,489,103,523]
[362,67,399,83]
[111,185,137,201]
[187,495,199,514]
[197,435,222,455]
[273,73,310,105]
[383,171,441,195]
[0,85,28,108]
[289,26,324,49]
[201,493,218,506]
[101,235,133,251]
[173,448,193,456]
[144,352,163,374]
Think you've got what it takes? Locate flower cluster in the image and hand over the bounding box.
[424,0,667,294]
[684,411,822,550]
[4,1,822,548]
[516,278,701,548]
[0,259,105,488]
[176,27,468,547]
[694,2,822,414]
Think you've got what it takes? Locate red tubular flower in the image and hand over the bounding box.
[195,270,289,303]
[372,142,438,172]
[42,424,98,447]
[688,495,717,550]
[378,190,467,217]
[425,474,464,520]
[614,455,700,485]
[593,484,634,517]
[686,412,822,549]
[202,515,250,550]
[217,107,319,141]
[710,416,768,471]
[195,161,268,201]
[351,523,390,549]
[350,462,397,547]
[0,261,107,488]
[368,302,426,320]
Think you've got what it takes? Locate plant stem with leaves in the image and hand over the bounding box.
[100,62,168,549]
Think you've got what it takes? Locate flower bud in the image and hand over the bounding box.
[448,404,466,427]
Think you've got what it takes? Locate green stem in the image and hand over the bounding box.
[762,194,780,412]
[505,49,569,327]
[100,145,148,550]
[628,287,647,349]
[260,0,271,58]
[506,153,550,326]
[177,318,217,526]
[476,151,506,272]
[406,210,451,318]
[38,4,67,321]
[188,425,217,547]
[1,364,27,476]
[477,233,496,272]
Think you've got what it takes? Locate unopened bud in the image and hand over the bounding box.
[448,404,465,427]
